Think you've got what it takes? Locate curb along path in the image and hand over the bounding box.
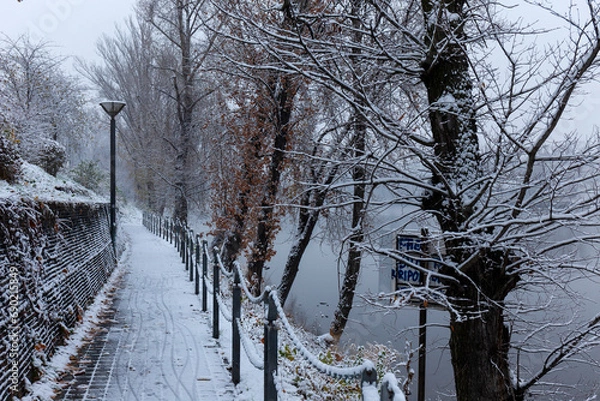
[54,224,235,401]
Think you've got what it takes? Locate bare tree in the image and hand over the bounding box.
[0,35,87,175]
[140,0,217,223]
[85,0,219,217]
[209,0,313,295]
[82,14,177,213]
[235,0,600,399]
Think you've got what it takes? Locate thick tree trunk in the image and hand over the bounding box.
[172,1,195,225]
[418,1,519,399]
[449,302,515,401]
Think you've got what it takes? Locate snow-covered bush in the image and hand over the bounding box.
[29,139,66,177]
[69,160,107,194]
[0,35,89,178]
[0,133,22,182]
[237,300,409,400]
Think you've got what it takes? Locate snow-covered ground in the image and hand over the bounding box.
[0,162,105,203]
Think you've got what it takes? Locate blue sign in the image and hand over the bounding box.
[394,235,442,289]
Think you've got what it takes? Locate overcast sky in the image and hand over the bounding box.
[1,0,137,64]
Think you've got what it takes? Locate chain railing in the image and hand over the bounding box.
[142,211,405,401]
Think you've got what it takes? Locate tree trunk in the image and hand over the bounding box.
[449,300,515,401]
[171,0,196,224]
[330,113,366,342]
[246,73,297,295]
[278,193,321,306]
[329,240,363,342]
[278,140,340,306]
[329,0,367,343]
[418,1,520,399]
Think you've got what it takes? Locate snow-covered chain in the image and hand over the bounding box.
[203,274,214,295]
[269,288,376,379]
[274,372,289,401]
[235,318,264,370]
[215,249,235,278]
[234,261,266,304]
[216,291,233,322]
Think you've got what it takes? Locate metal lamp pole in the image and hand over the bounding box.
[100,101,126,253]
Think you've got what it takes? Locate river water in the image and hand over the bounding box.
[265,223,600,400]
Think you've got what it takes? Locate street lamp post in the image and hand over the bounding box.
[100,101,126,254]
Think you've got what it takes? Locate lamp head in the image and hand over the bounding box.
[100,101,126,118]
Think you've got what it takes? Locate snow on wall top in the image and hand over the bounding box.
[0,162,106,204]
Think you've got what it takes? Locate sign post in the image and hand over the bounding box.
[417,229,430,401]
[390,230,439,401]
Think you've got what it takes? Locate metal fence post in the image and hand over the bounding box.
[212,248,220,339]
[380,374,402,401]
[264,290,278,401]
[181,228,186,263]
[189,231,194,282]
[232,269,241,385]
[202,240,208,312]
[178,224,182,254]
[195,236,200,295]
[185,230,189,270]
[360,367,377,401]
[380,379,392,401]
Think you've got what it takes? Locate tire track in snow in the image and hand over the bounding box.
[158,289,224,400]
[158,284,196,400]
[116,274,147,401]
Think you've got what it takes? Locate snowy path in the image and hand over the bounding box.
[55,224,235,401]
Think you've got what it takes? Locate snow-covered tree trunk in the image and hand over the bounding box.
[278,201,320,305]
[170,0,196,223]
[420,1,516,399]
[449,284,515,401]
[327,0,371,342]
